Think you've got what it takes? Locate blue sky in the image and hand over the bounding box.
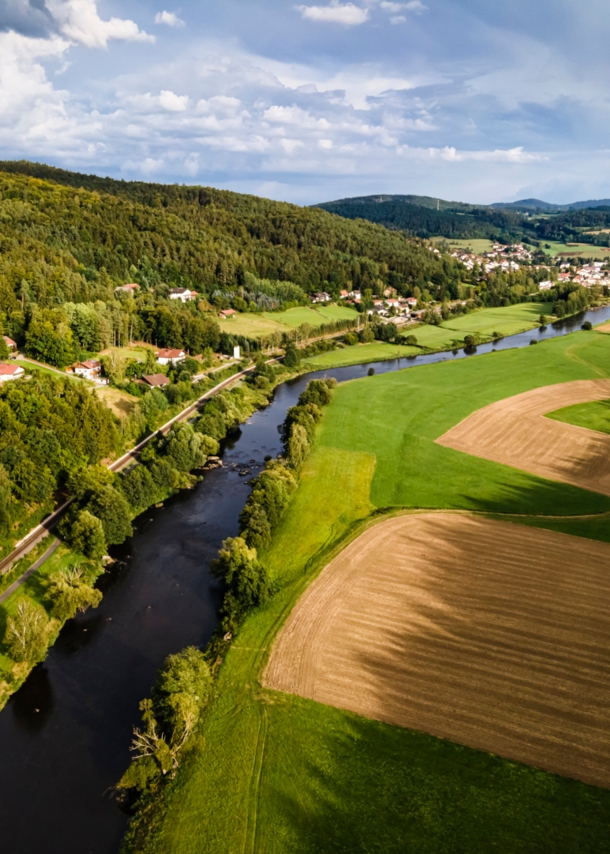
[1,0,609,204]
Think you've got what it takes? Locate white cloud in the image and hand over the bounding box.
[154,11,185,28]
[295,2,369,26]
[380,0,426,13]
[158,89,189,111]
[46,0,154,49]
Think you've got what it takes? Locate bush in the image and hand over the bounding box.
[359,326,375,343]
[464,334,479,347]
[344,332,359,346]
[582,321,593,330]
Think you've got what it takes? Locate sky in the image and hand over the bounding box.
[1,0,610,205]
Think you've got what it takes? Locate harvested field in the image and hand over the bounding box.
[436,379,610,496]
[597,322,610,333]
[264,513,610,788]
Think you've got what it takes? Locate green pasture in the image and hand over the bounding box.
[126,329,610,854]
[547,398,610,435]
[303,302,552,369]
[542,240,610,259]
[219,305,359,339]
[433,237,496,254]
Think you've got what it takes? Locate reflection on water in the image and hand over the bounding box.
[1,302,610,854]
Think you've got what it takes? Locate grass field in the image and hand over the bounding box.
[542,240,610,259]
[547,397,610,435]
[432,237,496,254]
[125,329,610,854]
[219,305,359,338]
[95,385,140,419]
[303,302,552,368]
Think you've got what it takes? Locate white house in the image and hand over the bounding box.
[0,363,25,383]
[406,297,418,307]
[169,288,198,303]
[74,359,103,380]
[311,292,331,303]
[156,348,186,366]
[538,280,554,290]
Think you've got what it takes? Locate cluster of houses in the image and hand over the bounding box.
[338,288,418,318]
[450,245,525,273]
[560,261,610,287]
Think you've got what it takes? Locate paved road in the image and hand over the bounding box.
[0,539,61,605]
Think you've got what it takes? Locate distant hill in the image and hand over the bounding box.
[490,197,610,212]
[316,192,610,247]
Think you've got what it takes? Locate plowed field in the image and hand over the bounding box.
[264,514,610,787]
[436,379,610,496]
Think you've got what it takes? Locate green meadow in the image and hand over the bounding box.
[547,397,610,435]
[124,330,610,854]
[303,301,553,369]
[218,304,359,338]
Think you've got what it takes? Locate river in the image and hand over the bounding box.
[1,304,609,854]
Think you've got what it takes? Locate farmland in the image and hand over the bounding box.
[265,513,610,788]
[126,328,610,854]
[302,301,553,368]
[437,379,610,496]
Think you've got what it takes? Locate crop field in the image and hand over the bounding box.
[129,331,610,854]
[432,237,496,254]
[265,512,610,788]
[548,398,610,435]
[218,305,359,338]
[437,379,610,496]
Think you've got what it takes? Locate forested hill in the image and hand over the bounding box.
[0,162,459,315]
[315,194,526,241]
[316,193,610,246]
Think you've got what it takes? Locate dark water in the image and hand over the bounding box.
[0,304,608,854]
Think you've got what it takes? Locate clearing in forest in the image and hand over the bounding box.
[436,379,610,496]
[264,513,610,788]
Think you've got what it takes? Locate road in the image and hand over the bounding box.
[0,362,258,582]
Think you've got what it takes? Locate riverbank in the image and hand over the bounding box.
[122,329,610,854]
[0,364,294,712]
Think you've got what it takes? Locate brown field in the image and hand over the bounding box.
[95,386,139,419]
[265,514,610,787]
[436,379,610,496]
[597,322,610,333]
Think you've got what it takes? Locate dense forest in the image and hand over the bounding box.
[317,194,610,247]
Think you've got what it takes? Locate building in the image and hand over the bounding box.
[311,292,331,303]
[339,289,349,299]
[114,283,140,295]
[73,359,102,380]
[219,309,236,318]
[406,297,418,307]
[538,280,554,290]
[141,373,170,388]
[156,348,186,366]
[3,335,17,354]
[0,363,25,383]
[169,288,198,303]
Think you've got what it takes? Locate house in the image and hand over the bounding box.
[141,373,170,388]
[538,280,554,290]
[406,297,418,307]
[73,359,102,380]
[383,286,398,298]
[348,290,362,302]
[155,348,186,366]
[169,288,198,303]
[114,283,140,295]
[3,335,16,353]
[311,292,331,303]
[339,289,349,299]
[0,363,25,383]
[219,309,236,319]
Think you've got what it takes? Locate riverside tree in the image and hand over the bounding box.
[43,565,103,622]
[3,600,50,663]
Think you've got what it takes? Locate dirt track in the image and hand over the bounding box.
[264,514,610,787]
[436,379,610,496]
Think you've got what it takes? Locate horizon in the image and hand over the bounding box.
[1,2,609,205]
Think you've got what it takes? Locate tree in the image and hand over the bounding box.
[283,346,301,368]
[87,485,133,545]
[65,509,107,559]
[212,537,271,619]
[43,565,103,622]
[0,336,8,360]
[121,466,157,510]
[3,600,49,663]
[165,423,207,472]
[287,423,310,470]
